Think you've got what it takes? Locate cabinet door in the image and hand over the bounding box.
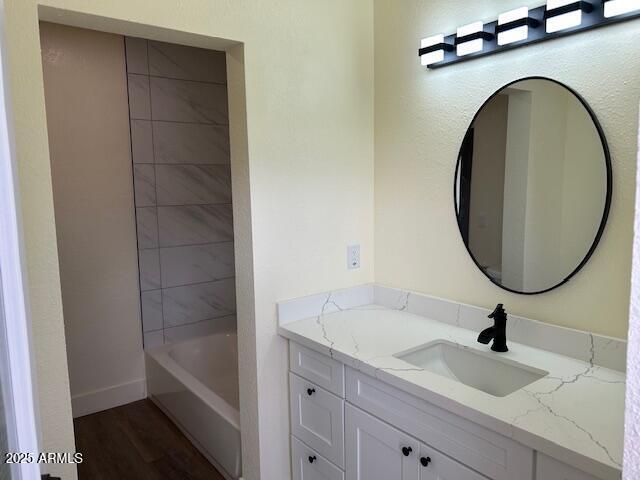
[345,404,419,480]
[419,444,487,480]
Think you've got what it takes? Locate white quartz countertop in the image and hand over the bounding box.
[278,304,625,480]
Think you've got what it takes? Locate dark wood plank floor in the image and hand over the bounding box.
[74,399,225,480]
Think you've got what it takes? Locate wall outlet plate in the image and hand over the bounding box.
[347,245,360,269]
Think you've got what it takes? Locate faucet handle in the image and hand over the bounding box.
[488,303,505,320]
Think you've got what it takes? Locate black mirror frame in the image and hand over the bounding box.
[453,76,613,296]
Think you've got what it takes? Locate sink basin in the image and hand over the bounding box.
[394,340,548,397]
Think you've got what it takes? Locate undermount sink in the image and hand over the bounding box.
[394,340,548,397]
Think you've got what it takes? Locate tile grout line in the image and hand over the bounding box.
[151,202,233,208]
[139,239,235,251]
[153,163,231,168]
[148,73,227,87]
[145,313,237,335]
[129,116,229,127]
[135,162,232,167]
[164,317,238,333]
[130,69,228,87]
[141,276,236,293]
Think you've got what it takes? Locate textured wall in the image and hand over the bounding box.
[623,107,640,479]
[374,0,640,339]
[124,38,237,347]
[4,1,374,478]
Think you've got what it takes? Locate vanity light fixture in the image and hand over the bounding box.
[545,0,593,33]
[497,7,540,45]
[419,34,453,66]
[456,22,494,56]
[604,0,640,17]
[418,0,640,69]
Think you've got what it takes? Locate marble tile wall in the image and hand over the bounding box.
[125,37,235,347]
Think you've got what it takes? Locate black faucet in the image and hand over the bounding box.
[477,304,508,352]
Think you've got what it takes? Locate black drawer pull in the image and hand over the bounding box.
[307,388,316,396]
[420,456,432,467]
[402,446,412,457]
[308,455,317,464]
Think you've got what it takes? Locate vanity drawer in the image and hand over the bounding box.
[290,342,345,397]
[345,368,533,480]
[290,372,345,468]
[291,435,344,480]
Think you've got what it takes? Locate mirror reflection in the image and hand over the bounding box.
[455,78,610,294]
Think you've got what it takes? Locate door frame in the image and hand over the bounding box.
[0,0,43,478]
[19,3,257,477]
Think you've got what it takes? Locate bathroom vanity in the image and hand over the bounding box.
[278,285,625,480]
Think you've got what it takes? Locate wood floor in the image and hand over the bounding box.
[73,399,225,480]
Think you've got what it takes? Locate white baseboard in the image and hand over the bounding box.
[72,378,146,418]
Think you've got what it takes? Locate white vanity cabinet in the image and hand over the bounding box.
[287,341,611,480]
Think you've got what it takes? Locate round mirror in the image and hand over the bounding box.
[455,77,611,295]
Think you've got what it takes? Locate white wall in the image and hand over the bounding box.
[40,22,145,417]
[375,0,640,339]
[4,1,374,478]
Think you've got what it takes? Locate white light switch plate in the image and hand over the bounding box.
[347,245,360,269]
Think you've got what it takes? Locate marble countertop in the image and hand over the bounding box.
[278,302,625,480]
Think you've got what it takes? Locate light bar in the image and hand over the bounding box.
[418,0,640,70]
[604,0,640,17]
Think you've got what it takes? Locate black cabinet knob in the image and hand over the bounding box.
[401,446,413,457]
[307,388,316,396]
[420,456,431,467]
[308,455,316,464]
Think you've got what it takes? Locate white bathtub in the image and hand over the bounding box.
[145,333,242,479]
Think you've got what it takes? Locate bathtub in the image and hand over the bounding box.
[145,333,242,480]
